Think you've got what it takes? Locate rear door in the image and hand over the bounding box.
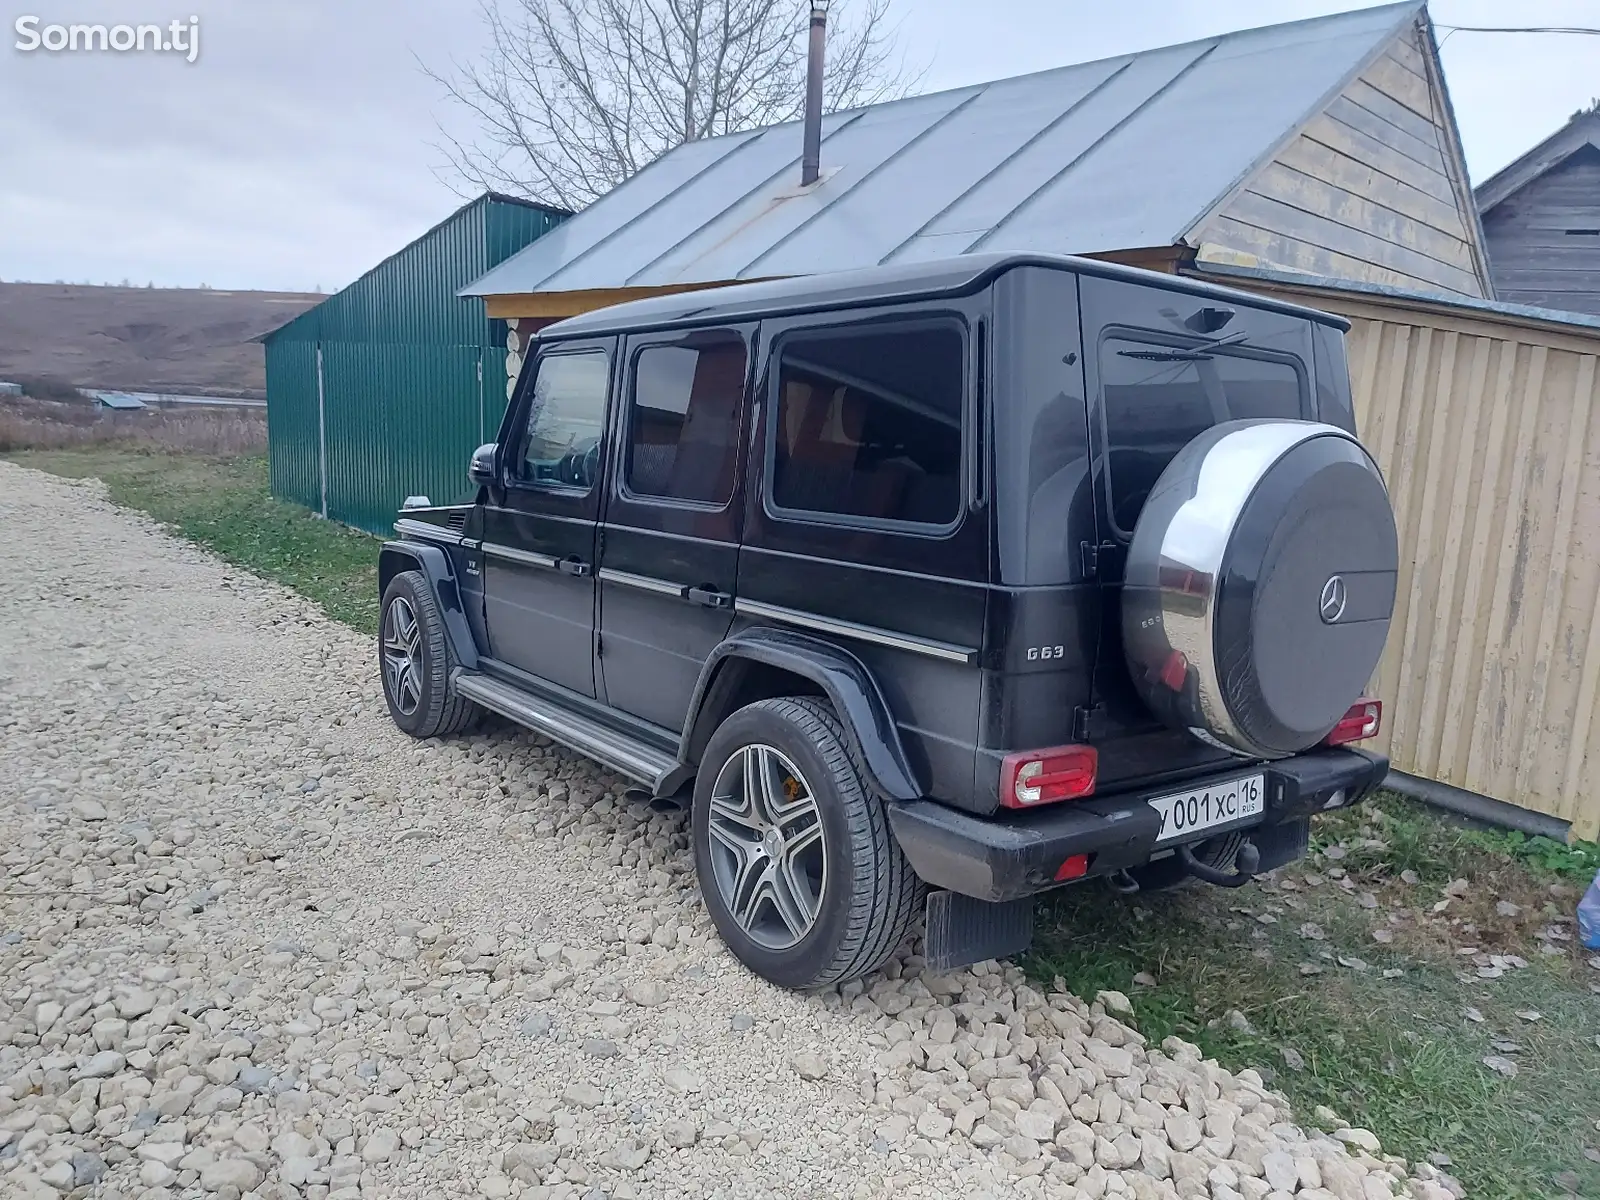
[597,325,752,731]
[1079,276,1315,789]
[737,306,988,807]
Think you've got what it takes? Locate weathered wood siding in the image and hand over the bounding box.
[1481,146,1600,316]
[1223,277,1600,837]
[1191,22,1490,299]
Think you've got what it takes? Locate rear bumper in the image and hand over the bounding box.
[886,748,1388,903]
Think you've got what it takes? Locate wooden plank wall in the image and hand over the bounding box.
[1193,22,1490,299]
[1247,289,1600,837]
[1482,148,1600,316]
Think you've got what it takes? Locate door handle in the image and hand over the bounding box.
[686,585,733,610]
[558,557,592,578]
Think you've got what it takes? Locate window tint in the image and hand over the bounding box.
[771,321,963,526]
[625,331,747,505]
[1101,339,1303,534]
[518,350,609,489]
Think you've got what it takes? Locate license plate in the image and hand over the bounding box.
[1148,774,1265,843]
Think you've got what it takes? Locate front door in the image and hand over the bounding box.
[597,326,752,731]
[482,339,614,697]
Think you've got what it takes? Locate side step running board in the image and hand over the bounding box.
[453,672,680,788]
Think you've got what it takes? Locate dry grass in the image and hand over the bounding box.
[0,395,265,456]
[7,374,83,402]
[0,279,320,398]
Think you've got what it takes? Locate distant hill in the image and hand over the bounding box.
[0,282,323,399]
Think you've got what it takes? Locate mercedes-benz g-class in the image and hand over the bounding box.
[377,252,1396,990]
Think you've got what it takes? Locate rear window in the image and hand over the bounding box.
[625,331,747,506]
[1100,338,1305,535]
[769,320,964,528]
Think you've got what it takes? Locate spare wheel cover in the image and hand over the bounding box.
[1122,419,1398,758]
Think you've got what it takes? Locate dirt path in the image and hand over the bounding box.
[0,462,1455,1200]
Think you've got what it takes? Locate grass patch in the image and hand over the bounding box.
[1,394,267,456]
[1327,792,1600,888]
[1460,828,1600,885]
[4,448,379,633]
[1029,796,1600,1199]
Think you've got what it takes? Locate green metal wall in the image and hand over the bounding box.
[264,339,321,512]
[264,193,566,533]
[321,344,490,532]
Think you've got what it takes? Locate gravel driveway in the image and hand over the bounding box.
[0,463,1461,1200]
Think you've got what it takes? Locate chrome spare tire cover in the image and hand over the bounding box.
[1123,419,1398,759]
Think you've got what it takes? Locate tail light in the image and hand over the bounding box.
[999,745,1097,808]
[1054,853,1091,882]
[1159,650,1189,692]
[1323,698,1382,746]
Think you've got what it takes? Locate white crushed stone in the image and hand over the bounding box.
[0,462,1466,1200]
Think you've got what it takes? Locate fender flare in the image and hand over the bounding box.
[680,626,922,801]
[378,541,479,670]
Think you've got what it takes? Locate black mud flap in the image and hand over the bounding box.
[923,891,1034,974]
[1251,815,1311,873]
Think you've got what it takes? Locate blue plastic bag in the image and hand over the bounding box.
[1580,868,1600,950]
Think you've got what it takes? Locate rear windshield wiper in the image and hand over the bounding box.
[1118,348,1213,362]
[1116,331,1253,362]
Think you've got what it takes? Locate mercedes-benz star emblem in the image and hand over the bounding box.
[1320,575,1348,624]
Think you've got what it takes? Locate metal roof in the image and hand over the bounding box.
[90,391,148,409]
[542,252,1350,338]
[464,1,1422,299]
[1475,110,1600,215]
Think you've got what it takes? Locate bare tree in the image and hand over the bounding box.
[428,0,917,209]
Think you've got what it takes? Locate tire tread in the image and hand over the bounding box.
[746,696,922,988]
[381,571,478,738]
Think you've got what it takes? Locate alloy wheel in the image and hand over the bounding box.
[705,744,827,951]
[381,595,423,717]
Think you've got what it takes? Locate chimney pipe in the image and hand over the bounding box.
[800,1,827,186]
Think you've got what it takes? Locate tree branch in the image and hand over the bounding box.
[426,0,921,208]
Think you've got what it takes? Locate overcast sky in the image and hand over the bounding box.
[1,0,1595,291]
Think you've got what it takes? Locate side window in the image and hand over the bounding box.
[625,330,747,505]
[1100,339,1304,535]
[517,349,610,490]
[770,320,964,527]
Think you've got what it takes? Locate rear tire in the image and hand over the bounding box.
[379,570,478,738]
[692,697,923,990]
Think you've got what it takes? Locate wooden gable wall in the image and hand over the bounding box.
[1481,144,1600,316]
[1186,18,1491,299]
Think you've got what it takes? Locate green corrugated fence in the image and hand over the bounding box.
[263,193,565,535]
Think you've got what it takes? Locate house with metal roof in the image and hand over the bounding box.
[463,0,1491,322]
[1476,108,1600,316]
[90,390,148,410]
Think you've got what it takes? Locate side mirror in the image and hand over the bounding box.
[469,442,498,487]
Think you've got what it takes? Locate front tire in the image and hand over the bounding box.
[379,570,478,738]
[692,697,923,990]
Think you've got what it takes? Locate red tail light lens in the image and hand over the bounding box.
[999,745,1098,808]
[1054,853,1091,882]
[1323,698,1382,746]
[1159,650,1189,692]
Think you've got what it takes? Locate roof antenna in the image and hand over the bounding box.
[800,0,829,187]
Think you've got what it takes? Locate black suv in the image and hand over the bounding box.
[378,252,1397,990]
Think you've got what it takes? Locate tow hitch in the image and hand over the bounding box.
[1178,839,1261,888]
